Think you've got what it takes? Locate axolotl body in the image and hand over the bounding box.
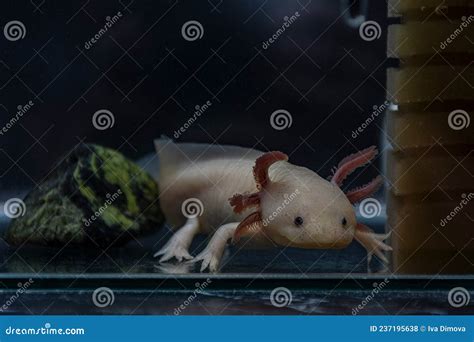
[153,138,391,272]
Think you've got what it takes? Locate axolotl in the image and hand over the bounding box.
[153,138,391,272]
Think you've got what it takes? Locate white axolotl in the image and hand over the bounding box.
[152,138,391,272]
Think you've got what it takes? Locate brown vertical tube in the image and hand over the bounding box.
[386,0,474,273]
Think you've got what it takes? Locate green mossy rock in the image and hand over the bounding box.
[5,144,163,247]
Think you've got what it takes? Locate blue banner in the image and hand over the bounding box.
[0,316,472,341]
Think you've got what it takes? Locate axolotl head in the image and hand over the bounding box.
[230,148,382,250]
[258,167,356,249]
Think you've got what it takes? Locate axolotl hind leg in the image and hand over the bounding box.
[154,217,200,262]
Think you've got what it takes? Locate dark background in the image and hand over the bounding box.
[0,0,388,195]
[0,3,473,316]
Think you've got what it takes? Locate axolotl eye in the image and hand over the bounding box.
[294,216,304,227]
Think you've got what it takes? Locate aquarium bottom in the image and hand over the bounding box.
[0,274,472,315]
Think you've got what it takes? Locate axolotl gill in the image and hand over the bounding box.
[153,138,391,272]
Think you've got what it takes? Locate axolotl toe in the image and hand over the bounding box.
[152,137,391,272]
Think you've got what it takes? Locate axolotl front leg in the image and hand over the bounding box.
[330,146,392,265]
[191,222,239,272]
[190,154,281,272]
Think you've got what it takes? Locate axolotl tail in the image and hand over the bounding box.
[153,137,261,189]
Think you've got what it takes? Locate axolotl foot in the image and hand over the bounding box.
[191,247,222,273]
[355,223,392,264]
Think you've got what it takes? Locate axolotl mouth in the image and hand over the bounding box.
[278,226,356,250]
